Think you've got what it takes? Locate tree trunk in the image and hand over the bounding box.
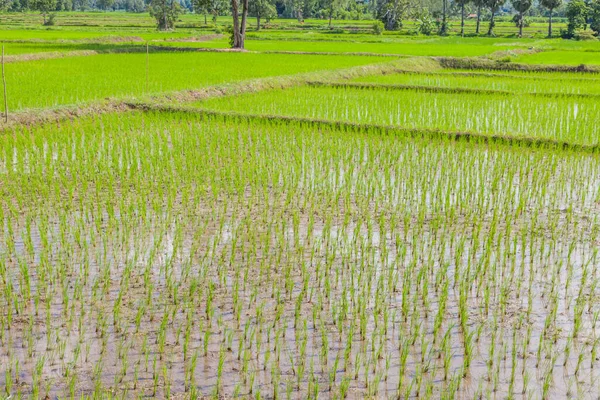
[440,0,447,35]
[476,5,481,34]
[204,13,207,25]
[488,9,495,36]
[519,11,523,37]
[548,9,553,37]
[329,8,333,28]
[239,0,248,48]
[257,13,260,30]
[232,0,242,47]
[460,3,464,36]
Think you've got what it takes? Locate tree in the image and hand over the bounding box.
[97,0,115,9]
[283,0,308,21]
[454,0,470,36]
[323,0,348,27]
[472,0,484,33]
[149,0,182,30]
[565,0,588,37]
[30,0,58,24]
[590,0,600,35]
[193,0,210,23]
[484,0,505,35]
[125,0,145,12]
[511,0,532,37]
[439,0,448,34]
[375,0,412,30]
[414,8,435,34]
[231,0,249,48]
[249,0,276,30]
[539,0,561,37]
[193,0,226,23]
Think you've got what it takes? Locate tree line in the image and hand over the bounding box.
[1,0,599,45]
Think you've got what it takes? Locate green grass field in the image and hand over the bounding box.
[4,52,385,110]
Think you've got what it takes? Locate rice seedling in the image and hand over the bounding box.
[3,51,385,111]
[194,84,600,146]
[350,69,600,95]
[0,82,599,399]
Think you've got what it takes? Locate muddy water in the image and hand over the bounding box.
[1,112,600,399]
[0,192,598,399]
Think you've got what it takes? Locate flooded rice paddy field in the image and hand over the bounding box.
[1,112,599,398]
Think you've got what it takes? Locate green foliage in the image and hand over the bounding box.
[511,14,530,28]
[96,0,115,10]
[539,0,560,11]
[192,0,227,22]
[45,12,57,24]
[511,0,531,36]
[30,0,58,23]
[375,0,412,30]
[225,24,235,46]
[413,9,435,35]
[249,0,277,28]
[564,0,588,38]
[589,0,600,36]
[372,20,384,34]
[149,0,182,30]
[484,0,506,35]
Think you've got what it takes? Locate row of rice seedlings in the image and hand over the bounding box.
[349,70,600,95]
[368,68,600,83]
[194,85,600,146]
[0,112,599,398]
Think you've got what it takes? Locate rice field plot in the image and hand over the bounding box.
[515,50,600,66]
[0,27,203,42]
[242,38,528,57]
[0,43,95,55]
[348,70,600,95]
[1,52,385,111]
[193,84,600,146]
[1,111,599,399]
[138,36,534,57]
[0,42,149,56]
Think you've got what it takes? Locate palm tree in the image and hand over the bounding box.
[454,0,471,36]
[540,0,562,37]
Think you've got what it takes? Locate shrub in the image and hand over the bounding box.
[224,25,235,47]
[575,30,598,40]
[414,10,435,35]
[44,13,56,26]
[372,21,384,35]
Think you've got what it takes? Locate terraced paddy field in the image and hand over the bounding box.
[350,69,600,94]
[1,15,600,399]
[191,81,600,146]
